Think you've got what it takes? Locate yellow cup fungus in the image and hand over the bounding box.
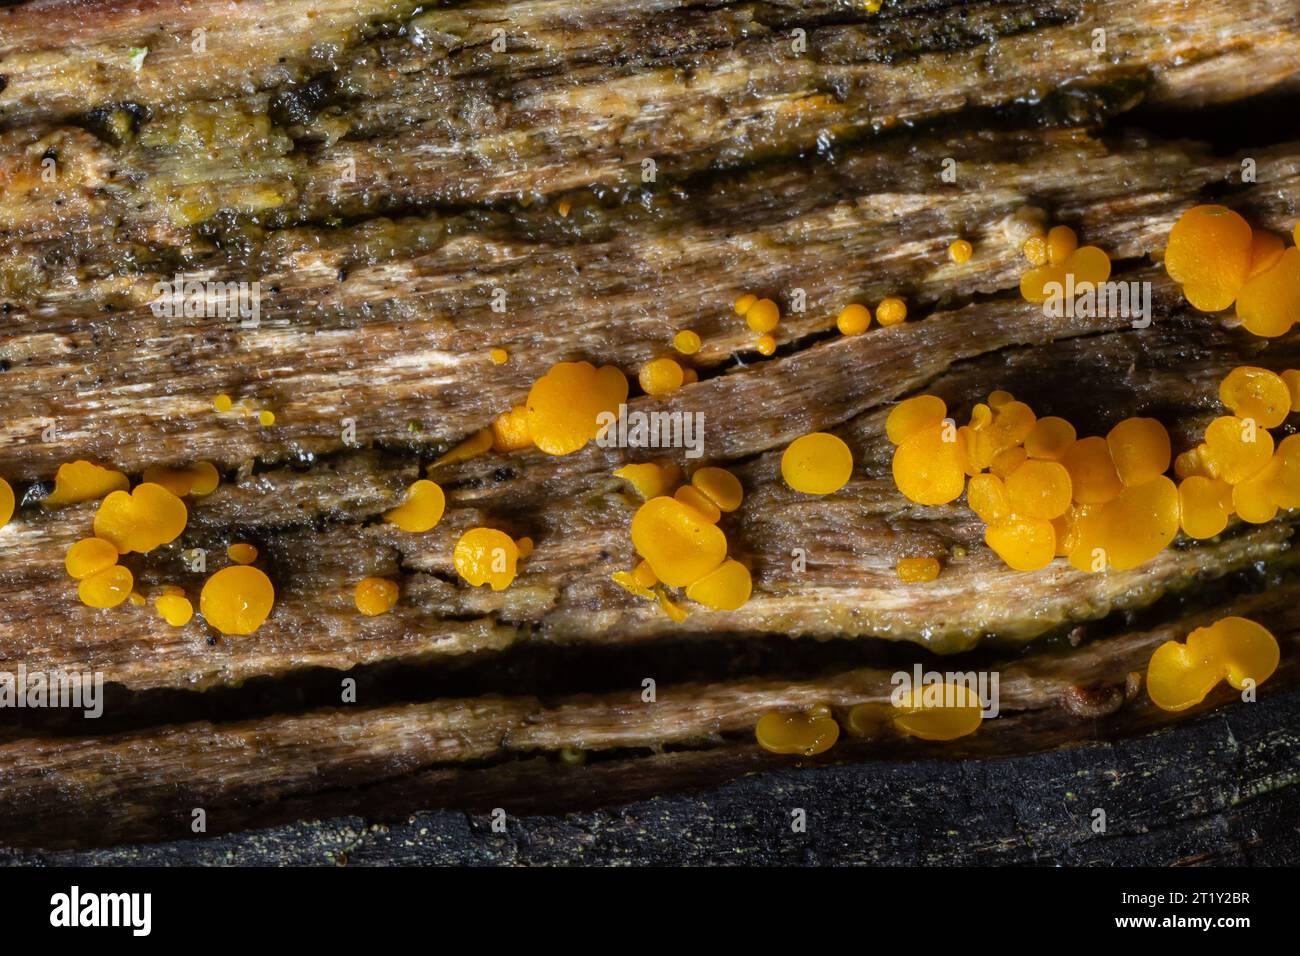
[155,592,195,627]
[1147,617,1278,712]
[93,482,188,554]
[78,565,134,609]
[783,432,854,495]
[673,330,702,355]
[1164,204,1254,312]
[630,496,727,588]
[892,422,965,505]
[614,462,682,499]
[754,705,840,756]
[895,556,941,582]
[65,537,119,580]
[890,681,984,741]
[383,479,446,533]
[200,565,275,636]
[453,528,521,590]
[227,542,259,564]
[744,298,780,334]
[1106,417,1171,487]
[876,297,907,326]
[690,466,744,513]
[685,559,753,611]
[355,577,400,616]
[836,303,871,336]
[525,361,629,456]
[142,461,220,497]
[43,460,129,507]
[491,405,533,452]
[639,357,685,396]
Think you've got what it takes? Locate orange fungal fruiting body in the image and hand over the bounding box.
[836,304,871,336]
[1004,459,1072,519]
[1147,617,1278,712]
[886,395,946,445]
[1248,230,1285,278]
[1236,247,1300,338]
[65,537,119,579]
[1061,436,1122,504]
[890,681,983,741]
[614,462,682,499]
[673,330,701,355]
[384,479,446,533]
[355,577,400,616]
[142,461,220,497]
[966,473,1010,524]
[1025,416,1076,461]
[93,483,188,554]
[1219,366,1291,428]
[783,432,854,495]
[985,516,1055,571]
[1020,244,1111,304]
[454,528,520,590]
[755,706,839,755]
[1022,235,1048,266]
[1203,416,1273,485]
[893,422,965,505]
[1046,225,1077,266]
[1164,205,1253,312]
[526,361,629,456]
[745,298,780,333]
[639,357,685,396]
[630,496,727,588]
[155,593,194,626]
[1178,476,1233,539]
[200,565,275,636]
[491,405,533,451]
[79,565,134,609]
[876,297,907,326]
[43,460,129,507]
[685,559,752,611]
[1103,477,1180,570]
[691,467,744,512]
[895,556,941,582]
[227,542,259,564]
[433,428,493,466]
[1106,417,1171,486]
[674,484,721,522]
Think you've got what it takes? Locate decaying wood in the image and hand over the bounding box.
[4,579,1300,849]
[1,0,1300,852]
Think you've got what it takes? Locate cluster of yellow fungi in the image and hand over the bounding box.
[1174,365,1300,530]
[612,464,752,617]
[755,681,985,756]
[834,297,909,337]
[212,392,276,427]
[45,458,276,635]
[375,477,530,604]
[1018,223,1113,304]
[0,195,1291,753]
[1165,205,1300,337]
